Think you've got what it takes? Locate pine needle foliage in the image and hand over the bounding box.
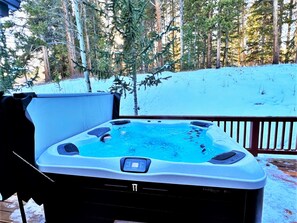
[0,22,31,93]
[109,0,178,115]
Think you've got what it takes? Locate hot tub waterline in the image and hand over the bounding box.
[78,120,223,163]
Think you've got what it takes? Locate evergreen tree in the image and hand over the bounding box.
[229,0,246,66]
[82,0,116,80]
[22,0,71,82]
[0,22,15,92]
[183,0,210,70]
[0,21,36,92]
[283,0,297,63]
[246,0,274,65]
[110,0,177,115]
[214,0,243,68]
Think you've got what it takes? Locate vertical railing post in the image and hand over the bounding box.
[250,120,260,156]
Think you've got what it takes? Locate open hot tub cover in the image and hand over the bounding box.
[0,92,54,203]
[0,92,121,204]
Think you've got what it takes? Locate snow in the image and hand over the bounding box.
[6,196,45,223]
[257,155,297,223]
[20,63,297,117]
[4,64,297,222]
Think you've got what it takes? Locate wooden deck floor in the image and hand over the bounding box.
[0,195,44,223]
[0,196,21,223]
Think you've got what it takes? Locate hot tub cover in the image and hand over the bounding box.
[0,92,53,202]
[0,92,121,203]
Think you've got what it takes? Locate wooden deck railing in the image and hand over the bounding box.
[120,115,297,156]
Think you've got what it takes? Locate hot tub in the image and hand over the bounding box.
[36,118,266,223]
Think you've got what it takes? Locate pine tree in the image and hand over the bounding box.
[246,0,274,65]
[0,22,14,92]
[283,0,297,63]
[0,21,30,92]
[22,0,72,82]
[110,0,177,115]
[183,0,212,69]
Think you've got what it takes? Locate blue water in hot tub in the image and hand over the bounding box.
[78,122,224,163]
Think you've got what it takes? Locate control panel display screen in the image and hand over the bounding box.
[121,158,151,173]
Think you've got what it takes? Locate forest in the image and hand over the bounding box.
[0,0,296,94]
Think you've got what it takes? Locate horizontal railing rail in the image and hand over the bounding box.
[120,115,297,156]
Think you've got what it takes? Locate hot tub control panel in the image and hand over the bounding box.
[120,157,151,173]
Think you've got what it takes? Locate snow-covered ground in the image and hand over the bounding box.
[257,154,296,223]
[4,64,297,222]
[19,63,297,117]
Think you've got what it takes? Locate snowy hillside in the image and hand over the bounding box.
[20,63,297,117]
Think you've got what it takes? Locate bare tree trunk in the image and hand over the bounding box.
[223,33,229,66]
[261,35,265,64]
[216,28,221,69]
[72,0,92,92]
[83,5,92,71]
[285,0,293,63]
[42,46,51,82]
[207,10,213,68]
[202,38,206,68]
[295,28,297,63]
[132,66,138,116]
[195,32,199,69]
[272,0,280,64]
[131,49,138,115]
[207,31,212,68]
[62,0,78,77]
[179,0,184,70]
[278,0,284,62]
[155,0,163,67]
[238,3,245,66]
[171,0,176,70]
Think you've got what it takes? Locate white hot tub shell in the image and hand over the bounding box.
[1,93,266,223]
